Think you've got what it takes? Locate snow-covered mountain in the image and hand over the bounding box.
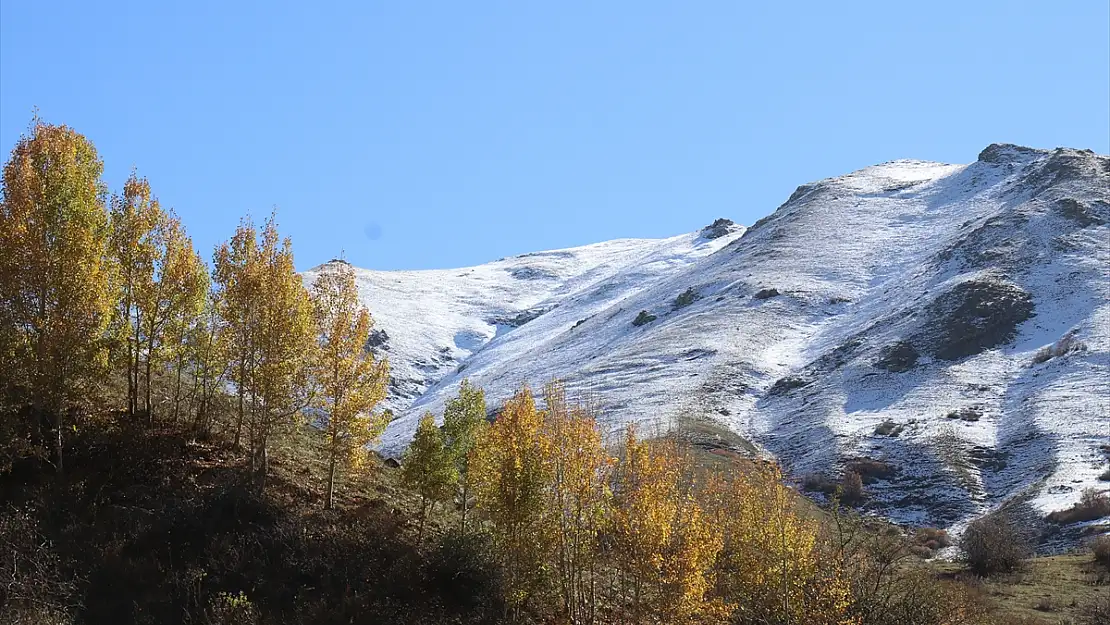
[303,144,1109,533]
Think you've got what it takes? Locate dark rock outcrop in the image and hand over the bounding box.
[700,218,736,240]
[874,341,920,373]
[917,278,1034,361]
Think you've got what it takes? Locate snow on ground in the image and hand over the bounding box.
[307,144,1110,535]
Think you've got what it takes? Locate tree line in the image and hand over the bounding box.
[0,117,388,507]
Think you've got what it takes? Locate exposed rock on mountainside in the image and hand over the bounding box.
[305,143,1110,538]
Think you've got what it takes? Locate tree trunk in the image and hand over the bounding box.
[53,408,64,475]
[144,350,153,428]
[233,360,245,449]
[325,447,337,510]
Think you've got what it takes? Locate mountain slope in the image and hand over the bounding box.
[307,144,1109,532]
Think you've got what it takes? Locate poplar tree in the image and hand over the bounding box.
[402,412,457,536]
[108,172,163,419]
[471,386,553,620]
[310,261,390,509]
[442,379,487,531]
[187,292,228,439]
[215,213,314,491]
[609,427,722,624]
[162,224,208,426]
[248,214,315,490]
[541,382,612,625]
[0,118,112,473]
[213,217,261,449]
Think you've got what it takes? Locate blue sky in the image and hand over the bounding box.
[2,1,1107,271]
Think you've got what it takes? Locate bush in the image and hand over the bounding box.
[846,458,896,483]
[1091,534,1110,569]
[841,471,864,504]
[672,287,699,310]
[959,508,1032,575]
[911,527,952,558]
[1047,488,1110,524]
[803,473,837,495]
[1100,468,1110,482]
[632,310,657,326]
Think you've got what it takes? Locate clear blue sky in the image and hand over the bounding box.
[2,1,1108,271]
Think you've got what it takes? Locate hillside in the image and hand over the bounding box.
[308,144,1109,534]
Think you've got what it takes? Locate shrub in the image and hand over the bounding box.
[631,310,657,326]
[1100,468,1110,482]
[672,287,699,310]
[1047,488,1110,524]
[959,508,1032,575]
[840,471,864,504]
[802,473,838,495]
[846,458,896,483]
[912,527,952,558]
[1091,534,1110,569]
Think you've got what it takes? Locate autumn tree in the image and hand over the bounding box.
[471,386,554,621]
[215,213,314,491]
[0,118,112,473]
[107,172,163,419]
[442,379,487,531]
[402,412,457,535]
[608,427,722,624]
[310,261,390,509]
[158,216,208,425]
[706,463,852,625]
[214,217,259,449]
[541,382,612,625]
[186,291,228,439]
[136,212,207,424]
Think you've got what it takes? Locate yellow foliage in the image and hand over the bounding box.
[310,260,390,509]
[706,463,855,625]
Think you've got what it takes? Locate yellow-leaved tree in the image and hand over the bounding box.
[215,213,315,491]
[706,463,854,625]
[0,118,112,473]
[107,172,164,420]
[160,215,208,426]
[471,386,554,621]
[214,217,262,450]
[310,260,390,509]
[542,382,612,625]
[608,427,722,625]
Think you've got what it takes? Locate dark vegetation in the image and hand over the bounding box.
[0,419,503,625]
[960,507,1035,576]
[631,309,656,326]
[672,287,699,310]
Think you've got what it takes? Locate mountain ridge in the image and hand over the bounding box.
[303,143,1109,534]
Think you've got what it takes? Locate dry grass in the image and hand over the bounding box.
[933,554,1108,622]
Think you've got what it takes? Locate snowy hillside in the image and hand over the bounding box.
[306,144,1109,535]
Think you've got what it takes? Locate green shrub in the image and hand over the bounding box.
[632,310,657,326]
[672,287,699,310]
